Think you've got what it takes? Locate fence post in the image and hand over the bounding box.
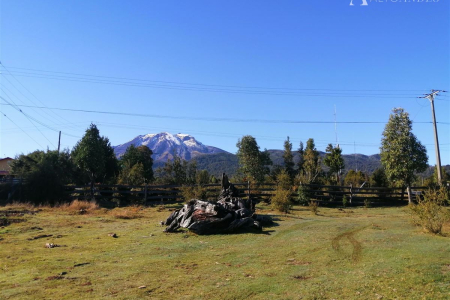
[349,184,353,205]
[144,182,148,203]
[247,181,253,211]
[401,187,405,202]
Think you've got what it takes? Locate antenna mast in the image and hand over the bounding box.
[334,105,339,148]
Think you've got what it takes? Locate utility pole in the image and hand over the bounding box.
[420,90,446,185]
[57,131,61,153]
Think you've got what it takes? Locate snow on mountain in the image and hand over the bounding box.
[113,132,227,161]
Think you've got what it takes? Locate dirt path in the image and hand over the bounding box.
[331,226,368,262]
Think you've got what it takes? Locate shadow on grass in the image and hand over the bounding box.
[269,214,304,220]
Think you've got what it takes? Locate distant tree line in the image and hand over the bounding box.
[7,108,446,205]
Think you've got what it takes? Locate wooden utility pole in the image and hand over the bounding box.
[420,90,446,185]
[57,131,61,153]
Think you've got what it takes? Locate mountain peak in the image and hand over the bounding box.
[113,132,226,161]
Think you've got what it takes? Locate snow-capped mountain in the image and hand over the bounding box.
[113,132,227,161]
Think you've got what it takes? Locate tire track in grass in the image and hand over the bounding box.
[331,226,369,263]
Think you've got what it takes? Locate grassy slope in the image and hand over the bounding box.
[0,204,449,300]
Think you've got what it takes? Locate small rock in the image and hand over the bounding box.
[108,233,117,238]
[138,285,146,289]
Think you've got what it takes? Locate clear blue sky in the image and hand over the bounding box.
[0,0,449,167]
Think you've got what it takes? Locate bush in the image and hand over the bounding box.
[309,201,319,215]
[296,185,310,206]
[271,188,292,213]
[12,150,75,205]
[409,187,450,234]
[180,185,207,201]
[60,200,99,214]
[342,195,348,208]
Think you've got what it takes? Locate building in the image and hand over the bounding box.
[0,157,14,178]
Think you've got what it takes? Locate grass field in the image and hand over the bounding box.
[1,202,449,300]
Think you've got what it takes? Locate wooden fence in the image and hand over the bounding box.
[64,183,429,206]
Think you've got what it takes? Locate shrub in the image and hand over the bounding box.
[271,188,292,213]
[409,187,450,234]
[180,185,207,201]
[60,200,99,214]
[296,185,310,206]
[342,195,348,208]
[309,201,319,215]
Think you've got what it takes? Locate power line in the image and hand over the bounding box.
[0,67,428,98]
[3,65,430,93]
[0,102,438,125]
[0,110,44,148]
[0,95,74,143]
[0,63,83,132]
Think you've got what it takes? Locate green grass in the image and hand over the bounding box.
[0,204,449,299]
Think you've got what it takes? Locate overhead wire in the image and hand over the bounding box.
[0,110,44,148]
[0,67,428,98]
[3,65,429,93]
[0,63,85,132]
[0,102,438,125]
[0,94,56,147]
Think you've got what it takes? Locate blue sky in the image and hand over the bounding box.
[0,0,449,167]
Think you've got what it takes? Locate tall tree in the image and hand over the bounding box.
[72,124,118,197]
[283,136,295,179]
[324,144,345,185]
[300,138,321,184]
[297,141,304,174]
[119,145,154,183]
[380,108,428,202]
[236,135,272,184]
[155,154,197,185]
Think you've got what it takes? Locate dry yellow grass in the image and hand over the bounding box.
[109,205,143,219]
[58,200,99,214]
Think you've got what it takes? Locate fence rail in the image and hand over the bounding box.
[62,183,429,206]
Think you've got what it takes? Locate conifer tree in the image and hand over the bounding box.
[236,135,272,184]
[380,108,428,202]
[324,144,345,185]
[283,136,295,179]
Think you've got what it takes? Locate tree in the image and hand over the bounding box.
[370,168,388,187]
[119,145,154,183]
[298,138,321,184]
[344,170,367,186]
[236,135,272,184]
[283,136,295,179]
[72,124,118,197]
[271,170,292,213]
[324,144,345,185]
[380,108,428,202]
[155,154,197,185]
[196,169,210,185]
[297,141,304,174]
[11,150,75,205]
[424,167,450,187]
